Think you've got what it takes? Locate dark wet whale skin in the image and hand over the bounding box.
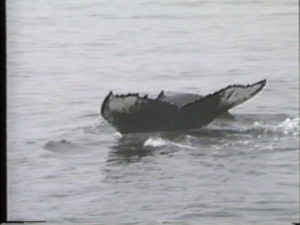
[101,80,266,133]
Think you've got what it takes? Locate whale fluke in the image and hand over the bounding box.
[101,79,266,133]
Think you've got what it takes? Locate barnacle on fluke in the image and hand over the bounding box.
[101,79,266,134]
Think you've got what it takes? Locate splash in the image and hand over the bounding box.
[253,117,299,135]
[144,137,197,149]
[277,117,299,135]
[144,137,167,147]
[113,132,123,138]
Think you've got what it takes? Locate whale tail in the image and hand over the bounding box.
[101,79,267,133]
[181,79,267,111]
[212,79,266,110]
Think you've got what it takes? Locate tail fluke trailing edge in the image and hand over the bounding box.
[181,79,267,110]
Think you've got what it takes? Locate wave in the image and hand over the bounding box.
[44,139,71,150]
[209,115,299,136]
[75,121,111,135]
[138,116,299,150]
[252,117,299,136]
[130,14,204,20]
[45,114,298,155]
[43,139,84,153]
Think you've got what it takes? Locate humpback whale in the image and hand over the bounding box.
[101,79,266,134]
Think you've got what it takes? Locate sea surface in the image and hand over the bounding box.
[7,0,299,224]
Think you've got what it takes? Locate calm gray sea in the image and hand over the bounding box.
[7,0,299,224]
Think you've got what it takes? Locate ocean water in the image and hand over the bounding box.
[6,0,299,224]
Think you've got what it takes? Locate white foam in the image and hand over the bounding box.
[144,137,197,149]
[253,117,299,135]
[113,132,123,138]
[277,117,299,135]
[172,142,198,149]
[144,137,167,147]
